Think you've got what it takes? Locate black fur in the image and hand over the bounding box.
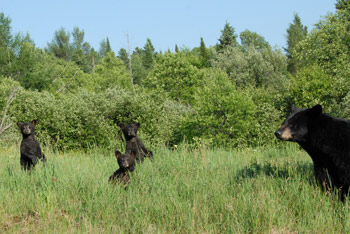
[118,123,153,163]
[17,120,46,171]
[109,150,136,184]
[275,104,350,199]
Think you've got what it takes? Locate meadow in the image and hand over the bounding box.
[1,144,350,233]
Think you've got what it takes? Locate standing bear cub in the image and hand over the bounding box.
[109,150,136,184]
[17,120,46,171]
[275,104,350,199]
[118,123,153,163]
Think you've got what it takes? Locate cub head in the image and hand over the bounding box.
[275,104,322,143]
[115,150,136,170]
[118,123,140,140]
[17,120,37,136]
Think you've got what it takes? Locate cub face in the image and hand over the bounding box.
[115,150,136,170]
[17,120,37,136]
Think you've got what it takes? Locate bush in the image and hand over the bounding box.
[289,65,333,109]
[9,90,119,150]
[1,83,190,150]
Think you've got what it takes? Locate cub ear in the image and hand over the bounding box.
[118,123,124,128]
[115,150,122,158]
[130,151,136,158]
[31,119,37,127]
[17,122,23,128]
[134,123,140,128]
[311,104,322,116]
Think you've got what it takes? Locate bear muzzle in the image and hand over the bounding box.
[275,127,293,141]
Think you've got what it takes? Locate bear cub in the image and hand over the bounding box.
[118,123,153,163]
[17,120,46,171]
[275,104,350,199]
[109,150,136,184]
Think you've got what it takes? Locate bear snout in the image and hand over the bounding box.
[275,130,282,139]
[275,127,293,141]
[121,161,129,168]
[23,127,32,135]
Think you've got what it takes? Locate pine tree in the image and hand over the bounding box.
[0,12,13,76]
[175,44,179,53]
[217,21,238,51]
[106,37,112,53]
[118,48,129,65]
[70,27,95,72]
[99,37,112,58]
[199,37,209,67]
[143,38,155,70]
[46,27,71,60]
[285,14,308,74]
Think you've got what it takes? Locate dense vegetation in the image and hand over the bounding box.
[0,1,349,150]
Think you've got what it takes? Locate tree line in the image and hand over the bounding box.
[0,0,349,150]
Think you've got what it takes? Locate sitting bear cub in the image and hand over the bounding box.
[118,123,153,163]
[17,120,46,171]
[275,104,350,199]
[109,150,136,184]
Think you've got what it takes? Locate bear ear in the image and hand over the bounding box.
[31,119,37,127]
[311,104,322,116]
[130,151,136,158]
[118,123,124,128]
[17,122,23,128]
[115,150,122,158]
[135,123,140,128]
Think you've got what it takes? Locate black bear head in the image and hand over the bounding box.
[115,150,136,170]
[118,123,140,140]
[275,104,322,143]
[17,120,37,137]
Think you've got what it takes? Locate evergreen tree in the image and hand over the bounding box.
[118,48,129,65]
[217,21,238,51]
[106,37,111,53]
[199,37,209,67]
[285,14,308,74]
[143,38,155,70]
[175,44,179,53]
[99,37,112,58]
[0,12,13,76]
[71,27,93,72]
[47,27,71,60]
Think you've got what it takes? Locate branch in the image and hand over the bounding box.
[0,87,19,135]
[56,71,78,93]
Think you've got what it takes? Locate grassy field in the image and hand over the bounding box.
[1,144,350,233]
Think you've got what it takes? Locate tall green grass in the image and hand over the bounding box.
[1,144,350,233]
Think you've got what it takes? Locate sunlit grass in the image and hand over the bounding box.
[1,144,350,233]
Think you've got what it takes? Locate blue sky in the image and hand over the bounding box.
[1,0,335,53]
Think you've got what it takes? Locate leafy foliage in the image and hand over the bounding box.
[1,6,348,150]
[143,53,202,104]
[211,45,287,89]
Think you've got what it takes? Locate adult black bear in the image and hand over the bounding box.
[108,150,136,184]
[118,123,153,163]
[275,104,350,199]
[17,120,46,171]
